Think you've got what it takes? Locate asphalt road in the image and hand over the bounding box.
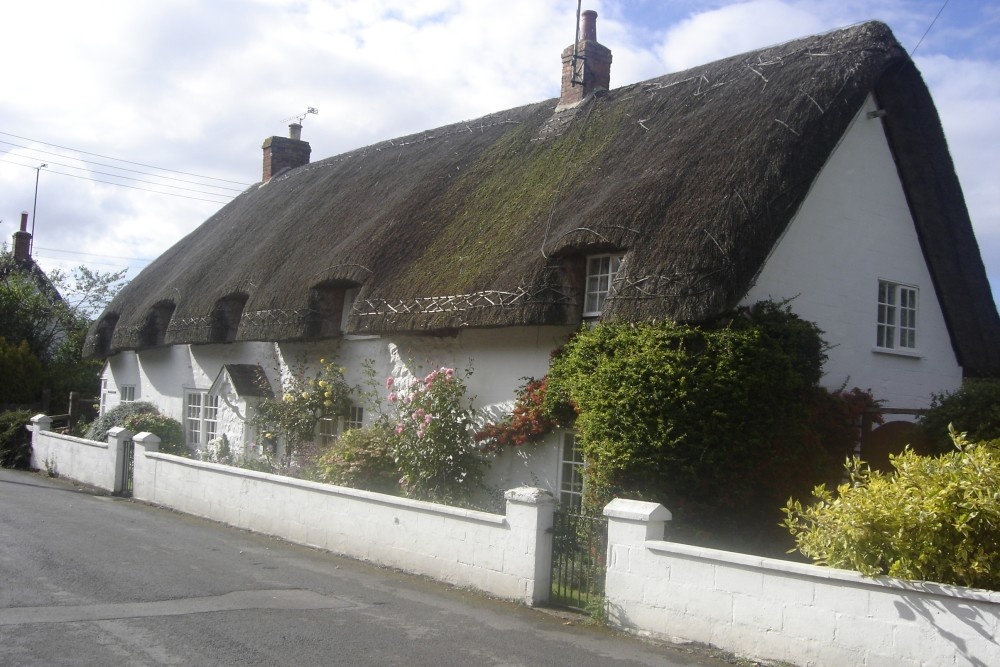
[0,468,737,667]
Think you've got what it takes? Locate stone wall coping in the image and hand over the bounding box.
[604,498,672,522]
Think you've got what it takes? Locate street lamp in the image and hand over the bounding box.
[30,163,47,255]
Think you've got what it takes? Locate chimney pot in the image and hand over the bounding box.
[13,212,31,263]
[557,9,612,111]
[261,127,311,181]
[581,10,597,41]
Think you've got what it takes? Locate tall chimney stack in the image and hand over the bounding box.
[262,123,311,181]
[13,212,32,263]
[558,9,612,111]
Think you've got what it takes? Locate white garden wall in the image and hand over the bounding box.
[128,432,554,605]
[603,499,1000,667]
[28,415,130,492]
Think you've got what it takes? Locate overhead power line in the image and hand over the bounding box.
[0,138,246,192]
[0,156,232,204]
[0,130,252,186]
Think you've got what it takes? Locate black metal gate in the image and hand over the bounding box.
[117,439,135,497]
[549,510,608,611]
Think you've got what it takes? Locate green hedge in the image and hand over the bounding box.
[0,409,33,469]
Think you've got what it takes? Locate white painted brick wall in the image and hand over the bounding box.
[128,434,554,605]
[603,499,1000,667]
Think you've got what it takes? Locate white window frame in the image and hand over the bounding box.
[559,431,585,511]
[119,384,136,402]
[185,390,219,447]
[317,406,364,446]
[583,253,624,317]
[877,280,918,351]
[343,405,364,431]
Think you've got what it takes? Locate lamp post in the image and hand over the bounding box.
[30,163,47,255]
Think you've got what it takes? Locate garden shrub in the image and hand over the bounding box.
[85,401,159,441]
[0,338,43,405]
[0,409,34,469]
[309,425,400,495]
[783,429,1000,590]
[387,367,483,504]
[121,411,186,456]
[544,301,861,552]
[919,378,1000,452]
[250,358,352,455]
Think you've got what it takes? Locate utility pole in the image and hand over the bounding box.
[30,163,47,255]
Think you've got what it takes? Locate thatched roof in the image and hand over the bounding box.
[86,21,1000,376]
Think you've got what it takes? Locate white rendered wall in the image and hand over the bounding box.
[743,95,962,409]
[103,326,575,494]
[131,435,555,605]
[603,500,1000,667]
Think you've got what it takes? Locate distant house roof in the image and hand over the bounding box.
[85,21,1000,376]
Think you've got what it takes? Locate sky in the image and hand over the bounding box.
[1,0,998,302]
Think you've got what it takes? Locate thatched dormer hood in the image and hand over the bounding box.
[85,21,1000,376]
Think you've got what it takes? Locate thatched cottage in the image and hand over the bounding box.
[85,16,1000,501]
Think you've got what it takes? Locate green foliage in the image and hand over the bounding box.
[309,362,487,506]
[121,412,186,457]
[0,249,126,403]
[545,302,861,551]
[0,337,43,404]
[784,429,1000,590]
[0,409,33,469]
[387,367,483,504]
[919,378,1000,452]
[250,358,352,454]
[85,401,159,441]
[308,425,400,495]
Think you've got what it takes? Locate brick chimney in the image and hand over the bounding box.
[13,211,32,263]
[261,123,311,181]
[558,10,612,111]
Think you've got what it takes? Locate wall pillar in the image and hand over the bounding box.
[30,413,52,433]
[504,486,556,605]
[131,431,160,501]
[107,427,133,494]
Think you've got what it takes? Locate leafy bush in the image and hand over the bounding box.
[250,358,352,454]
[85,401,158,441]
[0,337,43,405]
[783,429,1000,590]
[308,426,400,495]
[542,302,874,553]
[0,409,33,469]
[919,378,1000,452]
[121,412,186,457]
[387,367,483,504]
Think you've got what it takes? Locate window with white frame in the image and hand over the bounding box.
[343,405,364,431]
[185,390,219,446]
[583,253,624,317]
[318,417,338,446]
[119,384,136,402]
[877,280,918,350]
[317,406,364,446]
[559,431,585,511]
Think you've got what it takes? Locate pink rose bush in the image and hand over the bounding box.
[386,367,482,504]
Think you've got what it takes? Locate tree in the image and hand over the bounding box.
[0,248,127,406]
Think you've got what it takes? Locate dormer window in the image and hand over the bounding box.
[583,253,623,317]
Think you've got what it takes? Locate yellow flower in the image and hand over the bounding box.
[324,400,333,407]
[301,391,310,399]
[320,358,326,364]
[283,394,294,402]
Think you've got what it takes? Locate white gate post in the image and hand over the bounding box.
[107,427,133,494]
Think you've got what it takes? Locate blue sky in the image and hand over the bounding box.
[1,1,997,301]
